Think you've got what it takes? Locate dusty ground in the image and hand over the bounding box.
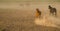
[0,2,60,31]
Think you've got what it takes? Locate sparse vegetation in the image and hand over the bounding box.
[0,2,60,31]
[0,8,60,31]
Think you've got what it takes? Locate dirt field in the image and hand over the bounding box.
[0,2,60,31]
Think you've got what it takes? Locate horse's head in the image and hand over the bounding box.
[35,8,41,18]
[36,8,40,13]
[36,8,39,11]
[48,5,52,9]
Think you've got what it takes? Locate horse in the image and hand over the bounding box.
[35,8,41,18]
[48,5,57,16]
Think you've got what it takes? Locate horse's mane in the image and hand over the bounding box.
[49,5,52,9]
[36,9,41,13]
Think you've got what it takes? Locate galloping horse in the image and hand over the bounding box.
[35,8,41,18]
[48,5,57,16]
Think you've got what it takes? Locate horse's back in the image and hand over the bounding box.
[53,8,56,12]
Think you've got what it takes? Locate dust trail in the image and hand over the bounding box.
[34,15,60,28]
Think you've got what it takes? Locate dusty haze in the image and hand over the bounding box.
[0,2,60,31]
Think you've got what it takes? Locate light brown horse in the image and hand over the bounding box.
[35,8,41,18]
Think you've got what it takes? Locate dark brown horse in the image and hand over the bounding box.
[48,5,57,16]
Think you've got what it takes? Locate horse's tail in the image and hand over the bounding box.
[53,8,57,16]
[54,8,57,12]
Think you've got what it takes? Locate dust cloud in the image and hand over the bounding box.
[34,15,60,28]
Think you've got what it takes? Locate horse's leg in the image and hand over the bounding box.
[52,12,54,16]
[51,12,55,16]
[50,12,53,16]
[50,11,53,16]
[50,10,52,15]
[55,12,57,17]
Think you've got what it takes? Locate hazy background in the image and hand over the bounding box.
[0,0,60,2]
[0,0,60,31]
[0,0,60,9]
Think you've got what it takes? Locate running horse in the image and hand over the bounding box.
[35,8,41,18]
[48,5,57,16]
